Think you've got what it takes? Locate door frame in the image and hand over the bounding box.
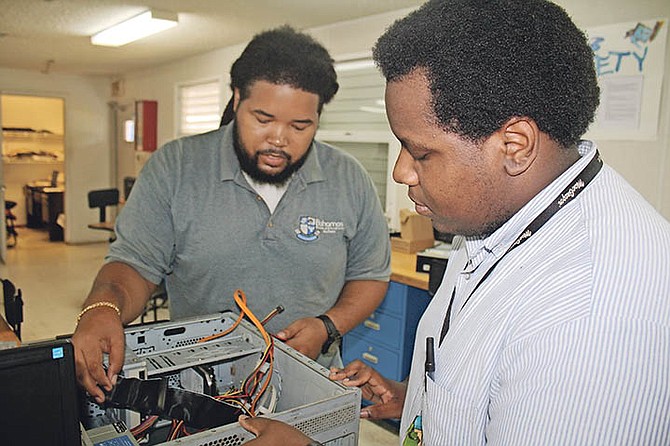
[0,91,66,259]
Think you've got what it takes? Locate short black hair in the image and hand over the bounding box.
[230,25,339,113]
[373,0,599,148]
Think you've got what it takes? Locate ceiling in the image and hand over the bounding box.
[0,0,423,77]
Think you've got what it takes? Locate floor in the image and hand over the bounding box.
[1,227,399,445]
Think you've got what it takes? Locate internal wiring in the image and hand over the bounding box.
[130,415,159,439]
[131,289,276,441]
[196,309,245,344]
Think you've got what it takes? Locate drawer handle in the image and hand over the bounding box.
[363,320,380,331]
[362,352,378,364]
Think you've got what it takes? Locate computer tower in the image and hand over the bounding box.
[80,311,361,445]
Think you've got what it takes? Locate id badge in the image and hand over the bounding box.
[402,414,423,446]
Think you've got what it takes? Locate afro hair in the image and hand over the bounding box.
[230,25,339,112]
[373,0,600,148]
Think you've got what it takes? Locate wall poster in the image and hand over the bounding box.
[585,18,667,141]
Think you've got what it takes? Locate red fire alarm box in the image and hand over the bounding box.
[135,100,157,152]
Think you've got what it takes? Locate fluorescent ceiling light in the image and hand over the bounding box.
[359,106,386,114]
[335,59,376,72]
[91,9,178,47]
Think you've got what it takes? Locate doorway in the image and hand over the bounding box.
[1,94,66,258]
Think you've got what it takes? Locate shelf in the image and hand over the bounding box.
[2,158,64,165]
[2,130,63,144]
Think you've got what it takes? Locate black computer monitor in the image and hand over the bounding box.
[0,339,81,445]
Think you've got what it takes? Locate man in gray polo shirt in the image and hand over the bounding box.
[72,26,391,404]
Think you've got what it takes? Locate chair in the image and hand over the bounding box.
[87,188,119,241]
[87,187,167,323]
[2,279,23,341]
[5,201,18,248]
[140,282,169,324]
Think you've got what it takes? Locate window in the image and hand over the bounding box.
[317,129,411,232]
[177,80,221,137]
[318,59,413,231]
[320,59,389,133]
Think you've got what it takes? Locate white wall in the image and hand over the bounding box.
[116,8,416,150]
[0,67,111,243]
[1,2,668,247]
[116,3,670,221]
[560,0,670,217]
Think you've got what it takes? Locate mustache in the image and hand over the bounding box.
[257,148,291,160]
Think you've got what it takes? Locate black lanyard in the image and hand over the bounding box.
[439,151,603,345]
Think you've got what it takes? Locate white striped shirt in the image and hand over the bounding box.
[401,141,670,445]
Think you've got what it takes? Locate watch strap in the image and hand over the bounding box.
[316,314,342,355]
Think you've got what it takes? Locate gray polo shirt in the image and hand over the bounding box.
[108,124,391,333]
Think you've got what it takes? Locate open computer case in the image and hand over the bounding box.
[79,310,362,445]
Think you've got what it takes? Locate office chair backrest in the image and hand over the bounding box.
[123,176,136,201]
[2,278,23,340]
[88,188,119,222]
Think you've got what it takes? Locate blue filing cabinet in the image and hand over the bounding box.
[342,281,431,381]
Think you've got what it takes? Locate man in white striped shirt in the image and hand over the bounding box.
[240,0,670,444]
[327,0,670,445]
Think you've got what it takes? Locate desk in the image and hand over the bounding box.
[391,251,429,290]
[25,182,64,241]
[0,314,20,348]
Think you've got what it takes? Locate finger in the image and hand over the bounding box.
[238,415,267,436]
[77,353,106,403]
[276,318,305,341]
[82,343,113,392]
[275,325,297,341]
[331,360,364,376]
[330,364,370,385]
[338,370,372,387]
[106,334,125,384]
[329,369,345,380]
[360,400,403,420]
[76,361,104,402]
[274,330,289,341]
[361,383,392,405]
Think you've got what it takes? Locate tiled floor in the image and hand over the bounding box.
[1,227,399,445]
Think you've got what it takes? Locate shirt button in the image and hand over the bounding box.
[268,222,273,228]
[256,196,262,201]
[464,272,471,280]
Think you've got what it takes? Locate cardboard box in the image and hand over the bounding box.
[391,236,435,253]
[399,209,434,241]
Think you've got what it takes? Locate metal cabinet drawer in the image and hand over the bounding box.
[376,281,406,316]
[349,310,402,350]
[342,332,402,381]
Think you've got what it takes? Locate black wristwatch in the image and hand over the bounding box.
[316,314,342,355]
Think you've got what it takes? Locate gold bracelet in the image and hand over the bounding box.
[77,301,121,323]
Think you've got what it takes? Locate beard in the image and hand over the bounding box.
[232,120,312,185]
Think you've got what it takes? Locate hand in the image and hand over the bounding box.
[329,360,406,419]
[71,307,125,403]
[275,317,328,360]
[239,415,314,446]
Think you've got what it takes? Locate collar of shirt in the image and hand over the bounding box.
[461,140,598,277]
[242,171,291,214]
[450,140,598,324]
[218,122,326,185]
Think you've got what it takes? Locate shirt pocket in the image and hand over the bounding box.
[423,374,480,445]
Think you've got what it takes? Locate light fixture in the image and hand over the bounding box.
[335,59,376,72]
[91,9,178,47]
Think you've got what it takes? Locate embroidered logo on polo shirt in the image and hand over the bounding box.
[295,216,344,241]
